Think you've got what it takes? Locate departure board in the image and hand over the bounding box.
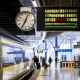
[37,7,79,31]
[45,9,78,29]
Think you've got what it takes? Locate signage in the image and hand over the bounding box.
[7,51,22,54]
[37,50,43,53]
[37,7,79,31]
[73,45,78,48]
[77,45,80,48]
[58,49,72,52]
[77,42,80,45]
[73,44,80,48]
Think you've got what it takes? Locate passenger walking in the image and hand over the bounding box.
[48,56,53,66]
[33,56,39,69]
[40,56,42,62]
[55,56,59,67]
[42,57,48,69]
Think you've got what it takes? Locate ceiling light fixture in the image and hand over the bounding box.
[1,37,26,49]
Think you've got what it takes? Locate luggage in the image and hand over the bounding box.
[44,63,49,69]
[37,63,41,69]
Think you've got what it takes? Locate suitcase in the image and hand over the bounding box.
[37,63,41,69]
[43,63,49,69]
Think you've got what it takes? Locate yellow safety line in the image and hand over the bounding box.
[3,62,26,71]
[3,65,14,71]
[36,69,42,80]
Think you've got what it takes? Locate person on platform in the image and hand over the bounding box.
[33,56,39,69]
[55,56,59,67]
[42,57,48,69]
[48,56,53,66]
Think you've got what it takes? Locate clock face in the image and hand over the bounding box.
[15,11,35,31]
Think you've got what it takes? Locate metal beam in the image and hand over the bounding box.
[44,40,47,60]
[55,37,58,57]
[59,34,71,47]
[49,39,55,47]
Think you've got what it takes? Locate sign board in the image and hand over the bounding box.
[73,45,80,48]
[77,42,80,45]
[37,7,79,31]
[73,45,78,48]
[58,49,72,52]
[37,50,43,53]
[7,51,22,54]
[77,45,80,48]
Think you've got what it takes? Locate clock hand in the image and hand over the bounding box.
[21,14,30,28]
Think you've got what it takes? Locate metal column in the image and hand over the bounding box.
[70,39,72,60]
[45,40,47,60]
[0,38,3,80]
[55,37,58,57]
[22,50,25,62]
[38,45,40,58]
[70,39,72,49]
[33,48,35,56]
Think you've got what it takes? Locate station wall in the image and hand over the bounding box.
[25,48,34,60]
[2,44,34,63]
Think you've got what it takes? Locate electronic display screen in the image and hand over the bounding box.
[37,50,43,53]
[37,7,79,31]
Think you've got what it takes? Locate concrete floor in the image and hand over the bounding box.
[3,62,80,80]
[37,62,80,80]
[3,62,31,80]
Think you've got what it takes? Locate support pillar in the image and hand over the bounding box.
[22,50,25,62]
[0,38,3,80]
[45,52,47,60]
[38,45,40,58]
[70,39,72,49]
[54,37,59,67]
[44,40,47,60]
[33,48,35,56]
[70,39,72,60]
[55,37,58,57]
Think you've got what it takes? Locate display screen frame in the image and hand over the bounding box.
[37,7,80,31]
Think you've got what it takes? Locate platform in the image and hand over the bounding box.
[36,62,80,80]
[3,61,34,80]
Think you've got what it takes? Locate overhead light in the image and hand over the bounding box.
[32,0,37,7]
[1,37,26,49]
